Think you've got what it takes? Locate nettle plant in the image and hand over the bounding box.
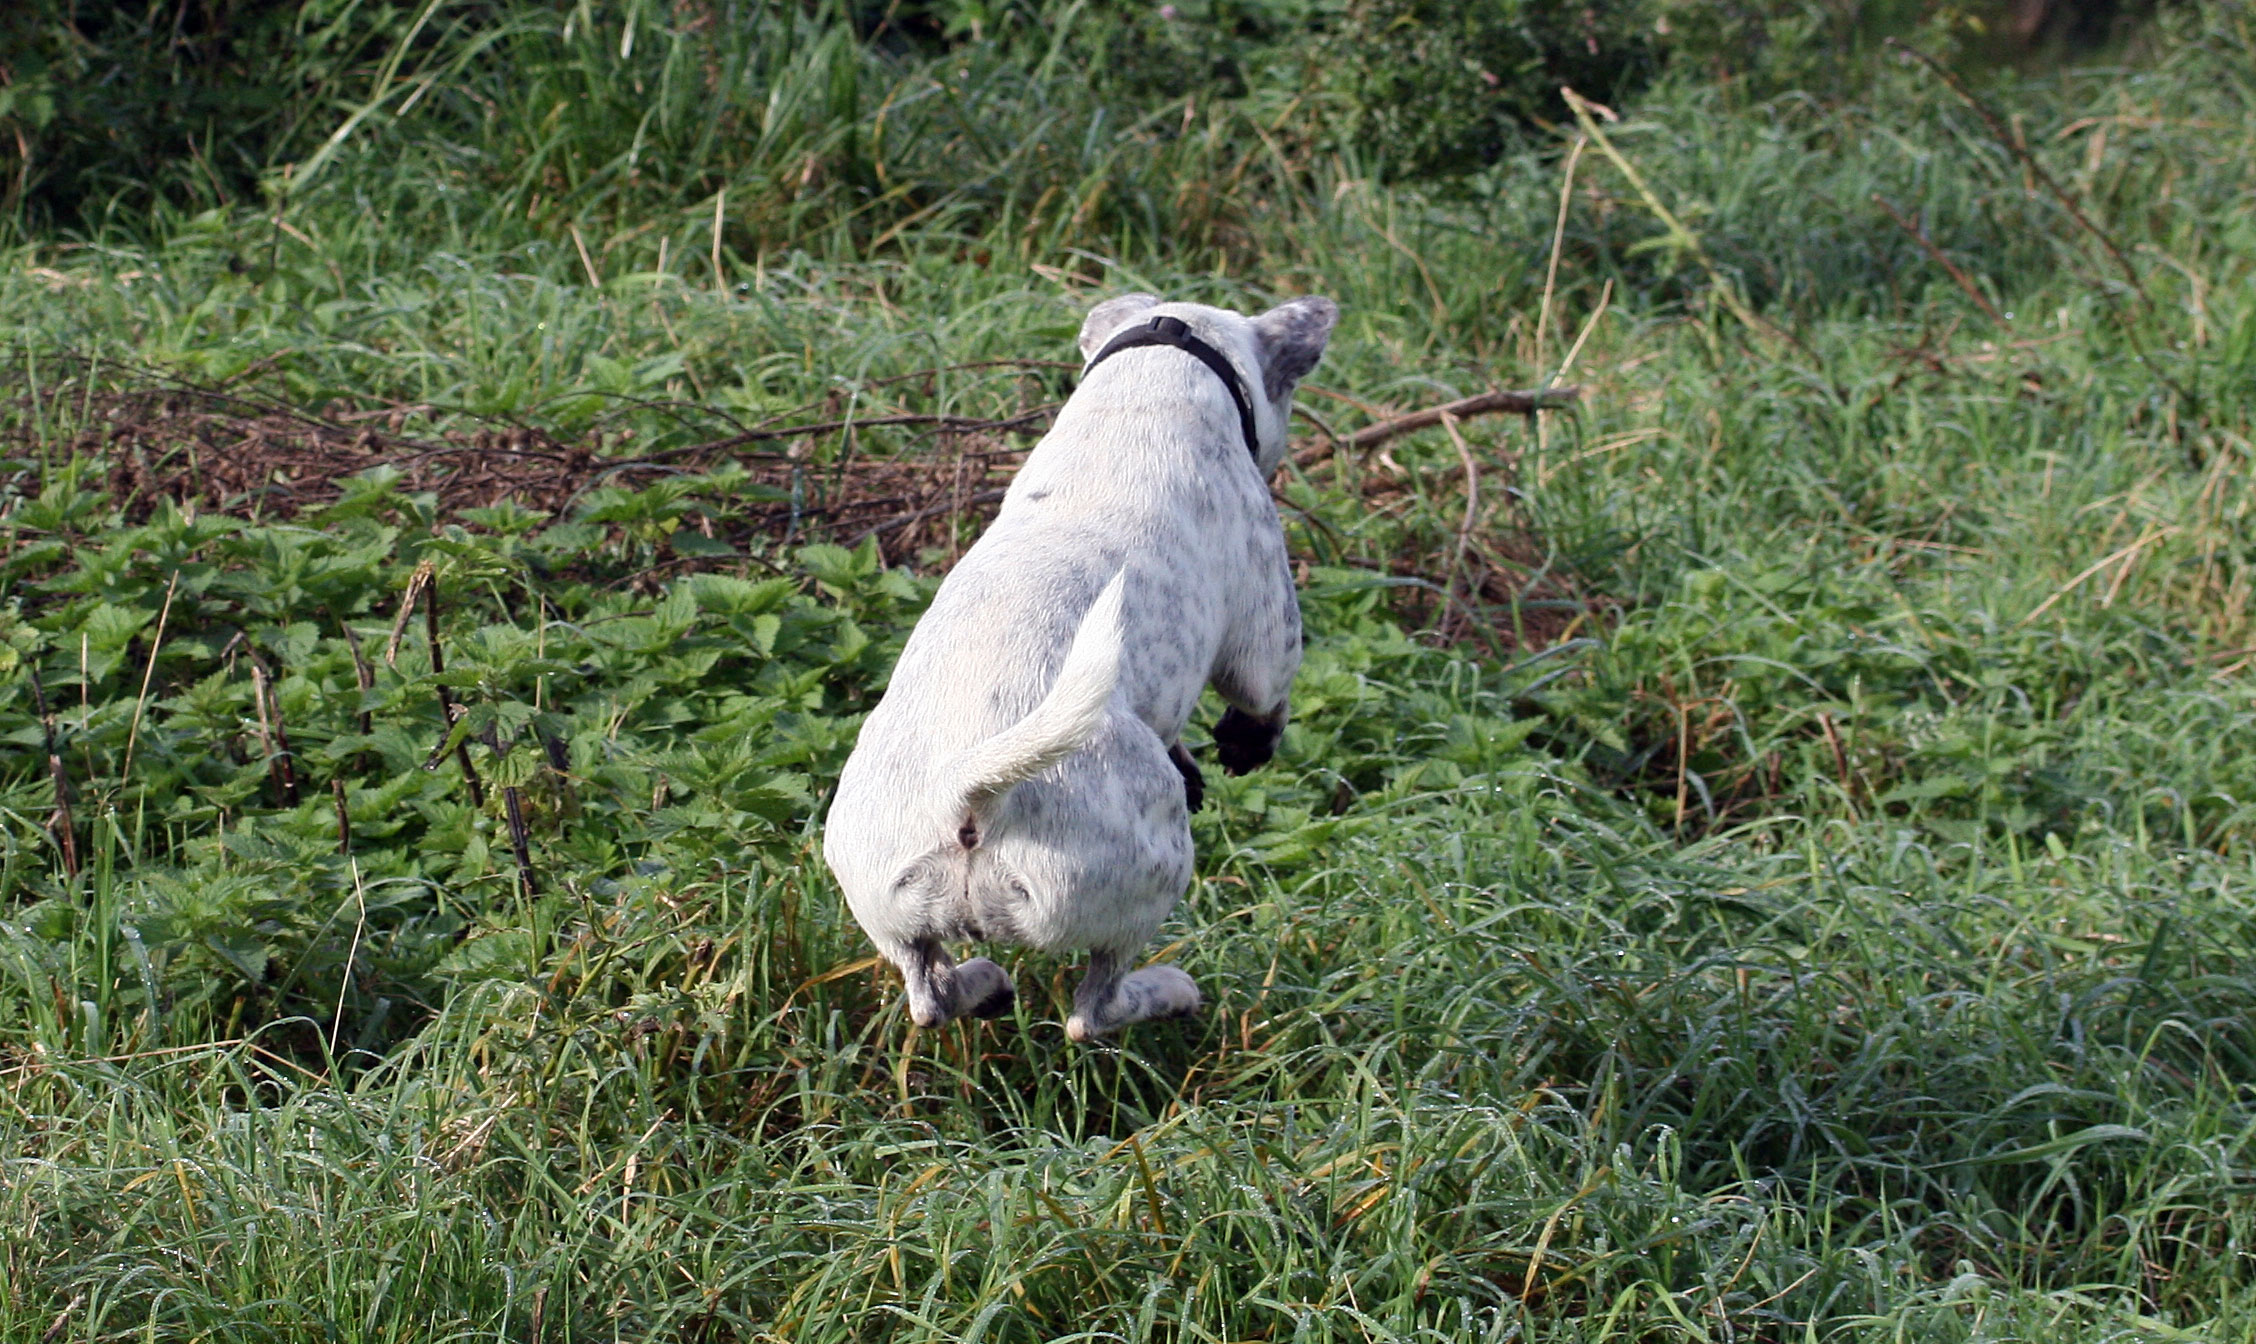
[0,457,1584,1060]
[0,467,929,1052]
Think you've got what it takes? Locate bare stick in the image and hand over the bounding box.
[569,222,602,290]
[249,663,301,807]
[1887,39,2148,303]
[420,578,484,809]
[710,187,725,290]
[1291,387,1580,469]
[120,571,180,782]
[36,1293,83,1344]
[384,561,432,669]
[332,779,351,855]
[1873,194,2012,328]
[27,666,78,877]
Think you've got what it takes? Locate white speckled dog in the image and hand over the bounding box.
[823,292,1337,1040]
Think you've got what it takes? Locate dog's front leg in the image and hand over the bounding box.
[1210,623,1298,775]
[895,938,1016,1028]
[1209,551,1301,776]
[1212,704,1287,775]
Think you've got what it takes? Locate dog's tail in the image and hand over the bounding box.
[949,568,1128,820]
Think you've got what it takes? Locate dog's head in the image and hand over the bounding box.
[1077,293,1338,475]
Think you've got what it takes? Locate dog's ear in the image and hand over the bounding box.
[1077,293,1162,361]
[1252,296,1338,401]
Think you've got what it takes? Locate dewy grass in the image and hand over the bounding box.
[4,2,2256,1339]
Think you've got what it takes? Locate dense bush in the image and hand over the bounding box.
[1,0,2187,232]
[1306,0,1659,180]
[0,0,437,225]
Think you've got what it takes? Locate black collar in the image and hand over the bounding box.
[1083,315,1261,459]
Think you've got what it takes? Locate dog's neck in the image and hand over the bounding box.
[1082,315,1260,459]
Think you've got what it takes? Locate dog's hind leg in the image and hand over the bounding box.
[895,939,1016,1028]
[957,957,1016,1018]
[1066,948,1202,1041]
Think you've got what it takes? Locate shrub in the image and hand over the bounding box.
[1307,0,1660,180]
[0,0,433,227]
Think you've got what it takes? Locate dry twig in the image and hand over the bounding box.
[1887,38,2149,303]
[1873,194,2013,329]
[1291,386,1581,469]
[249,662,302,807]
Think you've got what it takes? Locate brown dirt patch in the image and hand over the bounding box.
[9,361,1054,563]
[5,354,1602,651]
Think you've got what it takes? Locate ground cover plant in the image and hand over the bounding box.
[2,1,2254,1339]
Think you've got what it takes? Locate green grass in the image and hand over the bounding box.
[4,3,2256,1339]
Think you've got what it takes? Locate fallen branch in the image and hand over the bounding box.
[1292,386,1581,468]
[1873,194,2012,329]
[1887,38,2148,304]
[634,406,1058,464]
[848,487,1008,546]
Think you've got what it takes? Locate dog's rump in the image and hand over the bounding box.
[864,569,1130,947]
[948,567,1129,821]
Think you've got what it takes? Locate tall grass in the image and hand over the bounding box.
[4,2,2255,1340]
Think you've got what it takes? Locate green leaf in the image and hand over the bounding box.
[670,531,736,559]
[205,931,271,983]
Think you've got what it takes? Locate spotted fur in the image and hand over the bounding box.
[823,294,1337,1040]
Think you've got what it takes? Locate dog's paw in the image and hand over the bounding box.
[968,982,1017,1019]
[1213,707,1282,776]
[1168,742,1207,811]
[1068,964,1202,1040]
[1126,964,1202,1020]
[956,957,1016,1020]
